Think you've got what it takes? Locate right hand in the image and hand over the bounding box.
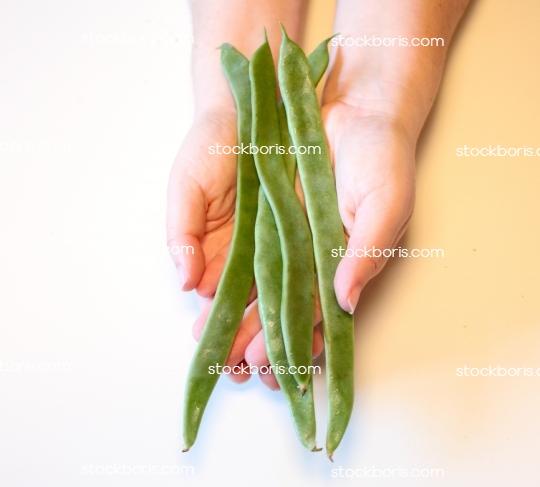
[167,108,254,384]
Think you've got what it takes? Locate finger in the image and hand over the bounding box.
[314,282,322,325]
[195,240,230,298]
[196,249,259,305]
[245,323,325,367]
[334,190,412,314]
[192,299,211,341]
[192,302,253,384]
[244,286,323,367]
[244,329,268,367]
[192,295,261,345]
[247,283,258,305]
[312,325,324,359]
[166,153,206,291]
[225,359,251,384]
[259,368,280,390]
[225,299,262,367]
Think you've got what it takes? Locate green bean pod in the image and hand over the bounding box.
[277,36,333,182]
[278,26,355,460]
[255,194,319,449]
[182,44,259,451]
[250,36,315,392]
[255,39,332,450]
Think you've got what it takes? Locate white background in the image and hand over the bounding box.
[1,0,540,485]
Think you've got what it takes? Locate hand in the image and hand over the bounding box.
[167,108,258,384]
[321,101,416,313]
[244,102,416,389]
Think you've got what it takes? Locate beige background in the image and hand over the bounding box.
[305,0,540,483]
[0,0,539,485]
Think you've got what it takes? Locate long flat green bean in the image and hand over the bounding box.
[182,44,259,451]
[278,26,355,460]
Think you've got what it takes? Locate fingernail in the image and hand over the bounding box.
[178,265,187,288]
[346,284,362,314]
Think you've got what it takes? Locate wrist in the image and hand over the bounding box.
[322,83,422,148]
[322,55,443,143]
[322,2,470,142]
[189,1,307,118]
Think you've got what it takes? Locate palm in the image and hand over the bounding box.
[168,111,239,296]
[321,101,416,310]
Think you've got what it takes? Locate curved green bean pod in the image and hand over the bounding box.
[250,36,315,392]
[278,26,355,460]
[182,44,259,452]
[255,39,331,450]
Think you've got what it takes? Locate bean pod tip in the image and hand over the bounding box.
[279,22,289,40]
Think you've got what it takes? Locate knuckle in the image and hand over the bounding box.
[166,235,179,249]
[363,254,385,277]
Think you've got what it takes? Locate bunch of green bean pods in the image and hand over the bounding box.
[182,44,259,452]
[182,28,354,461]
[254,38,332,451]
[250,36,315,393]
[278,25,355,461]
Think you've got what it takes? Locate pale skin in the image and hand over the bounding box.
[167,0,471,389]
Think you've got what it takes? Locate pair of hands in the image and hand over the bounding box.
[167,96,415,390]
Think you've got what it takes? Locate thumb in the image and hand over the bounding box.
[334,192,412,313]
